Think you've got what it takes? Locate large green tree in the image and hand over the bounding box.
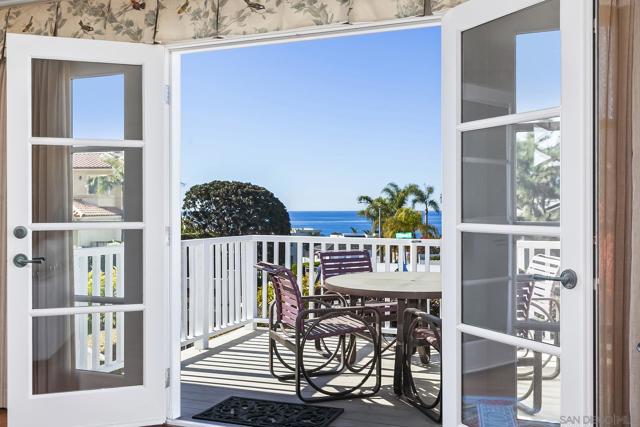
[182,181,291,239]
[516,130,560,222]
[382,208,426,238]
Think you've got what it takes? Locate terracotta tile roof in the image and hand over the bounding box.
[73,199,122,218]
[72,153,112,169]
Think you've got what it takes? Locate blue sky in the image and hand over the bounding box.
[69,27,560,212]
[73,74,125,140]
[180,28,442,211]
[516,30,560,112]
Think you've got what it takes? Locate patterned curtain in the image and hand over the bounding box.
[0,0,467,56]
[598,0,640,425]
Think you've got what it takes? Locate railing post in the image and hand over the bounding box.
[190,244,204,350]
[74,254,88,370]
[244,239,257,329]
[180,245,188,343]
[409,243,417,272]
[197,243,211,350]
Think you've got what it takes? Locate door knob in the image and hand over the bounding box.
[532,269,578,289]
[13,254,46,268]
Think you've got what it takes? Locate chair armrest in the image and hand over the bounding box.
[296,305,383,330]
[302,293,347,305]
[403,307,441,328]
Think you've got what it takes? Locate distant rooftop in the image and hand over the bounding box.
[73,199,122,218]
[73,153,111,169]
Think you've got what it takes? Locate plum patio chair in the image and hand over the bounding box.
[516,254,561,415]
[318,250,399,357]
[255,261,383,402]
[402,308,442,423]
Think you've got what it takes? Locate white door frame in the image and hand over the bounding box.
[163,5,594,424]
[163,16,444,421]
[441,0,594,425]
[6,33,170,427]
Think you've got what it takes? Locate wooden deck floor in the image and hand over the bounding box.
[179,328,440,427]
[179,328,562,427]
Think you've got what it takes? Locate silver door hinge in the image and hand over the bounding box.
[165,226,171,246]
[164,85,171,105]
[165,367,171,388]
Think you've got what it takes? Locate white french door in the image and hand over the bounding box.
[441,1,593,426]
[6,34,169,427]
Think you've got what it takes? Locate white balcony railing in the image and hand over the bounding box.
[179,235,441,349]
[71,235,561,363]
[74,245,125,373]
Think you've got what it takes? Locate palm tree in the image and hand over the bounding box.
[356,195,392,236]
[408,184,441,238]
[358,182,441,238]
[381,182,414,211]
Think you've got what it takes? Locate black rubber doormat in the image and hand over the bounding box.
[192,396,344,427]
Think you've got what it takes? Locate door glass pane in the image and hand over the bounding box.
[461,0,560,122]
[31,229,143,309]
[461,333,560,426]
[32,146,143,223]
[73,74,125,140]
[32,311,143,394]
[462,233,560,346]
[462,118,560,225]
[31,59,142,140]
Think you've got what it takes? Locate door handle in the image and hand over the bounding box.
[532,269,577,289]
[13,254,46,268]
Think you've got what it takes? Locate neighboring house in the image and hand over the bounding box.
[72,152,123,247]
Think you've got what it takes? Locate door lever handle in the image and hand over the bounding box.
[13,254,46,268]
[532,269,577,289]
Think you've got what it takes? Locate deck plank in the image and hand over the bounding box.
[179,328,439,427]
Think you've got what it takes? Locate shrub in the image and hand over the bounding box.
[182,181,290,239]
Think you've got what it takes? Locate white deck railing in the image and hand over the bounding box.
[180,235,561,349]
[74,245,125,373]
[70,235,561,361]
[179,235,441,349]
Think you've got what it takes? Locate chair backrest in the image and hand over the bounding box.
[318,250,373,281]
[516,254,561,321]
[255,262,303,328]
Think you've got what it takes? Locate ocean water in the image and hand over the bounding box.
[289,211,442,237]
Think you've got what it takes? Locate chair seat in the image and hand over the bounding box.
[414,327,440,350]
[304,315,367,339]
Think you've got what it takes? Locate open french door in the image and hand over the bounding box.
[6,34,169,427]
[441,1,593,426]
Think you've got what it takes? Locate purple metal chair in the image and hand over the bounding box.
[403,308,442,423]
[255,261,382,402]
[319,250,398,356]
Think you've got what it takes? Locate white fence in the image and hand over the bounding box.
[180,235,440,349]
[73,245,125,373]
[71,236,561,361]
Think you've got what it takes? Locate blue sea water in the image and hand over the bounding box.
[289,211,442,237]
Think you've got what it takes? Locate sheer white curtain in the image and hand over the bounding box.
[30,59,76,394]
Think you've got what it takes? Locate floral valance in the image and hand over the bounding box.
[0,0,466,58]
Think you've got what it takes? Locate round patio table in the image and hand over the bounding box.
[324,271,442,396]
